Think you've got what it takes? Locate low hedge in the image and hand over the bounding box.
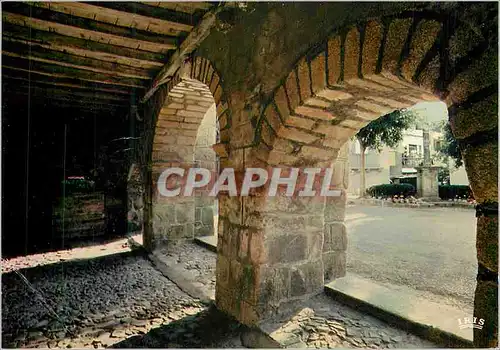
[367,183,416,198]
[439,185,473,200]
[62,178,95,195]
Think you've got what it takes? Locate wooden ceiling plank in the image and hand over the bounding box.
[2,96,124,113]
[2,40,153,79]
[2,74,133,95]
[2,83,130,103]
[141,2,212,14]
[30,2,193,36]
[87,2,197,26]
[2,33,164,70]
[2,65,146,90]
[5,2,180,48]
[2,11,176,53]
[2,50,151,80]
[5,90,130,109]
[2,55,147,88]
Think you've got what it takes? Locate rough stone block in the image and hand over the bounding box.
[473,279,498,348]
[274,85,290,119]
[285,69,300,112]
[362,21,383,76]
[327,36,341,85]
[324,191,347,222]
[317,88,353,101]
[249,229,267,264]
[267,233,308,265]
[450,94,498,140]
[297,57,312,102]
[310,51,327,93]
[295,106,335,121]
[258,266,290,307]
[344,27,360,81]
[290,259,324,297]
[323,251,346,282]
[277,127,318,144]
[264,103,283,133]
[285,115,316,130]
[477,215,498,273]
[463,142,498,203]
[323,222,347,252]
[400,20,442,81]
[382,18,413,73]
[447,47,497,105]
[307,229,324,261]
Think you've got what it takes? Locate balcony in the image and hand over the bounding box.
[402,155,424,168]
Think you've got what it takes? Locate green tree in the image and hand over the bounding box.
[435,121,463,168]
[356,108,415,197]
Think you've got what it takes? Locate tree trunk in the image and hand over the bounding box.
[360,141,366,198]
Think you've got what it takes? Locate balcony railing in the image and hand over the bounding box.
[402,155,424,167]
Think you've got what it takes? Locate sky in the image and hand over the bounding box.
[409,101,448,128]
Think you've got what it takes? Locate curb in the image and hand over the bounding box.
[324,285,473,348]
[194,237,218,253]
[350,198,475,209]
[126,237,214,305]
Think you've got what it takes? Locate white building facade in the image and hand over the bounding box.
[347,127,469,196]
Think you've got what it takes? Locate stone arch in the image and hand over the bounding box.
[218,10,497,345]
[143,56,232,251]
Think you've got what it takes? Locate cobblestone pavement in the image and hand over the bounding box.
[154,241,216,300]
[2,238,438,348]
[2,234,141,274]
[2,249,242,349]
[263,296,436,348]
[153,241,437,348]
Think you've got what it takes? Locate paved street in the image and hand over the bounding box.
[346,204,477,311]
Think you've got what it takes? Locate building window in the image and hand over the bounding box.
[408,144,418,156]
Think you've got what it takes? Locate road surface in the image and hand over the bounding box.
[345,204,477,310]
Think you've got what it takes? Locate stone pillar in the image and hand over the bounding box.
[416,165,441,201]
[215,146,349,326]
[422,129,431,166]
[462,141,498,348]
[216,192,327,325]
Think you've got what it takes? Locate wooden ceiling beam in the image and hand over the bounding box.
[88,2,198,26]
[2,54,148,88]
[2,65,146,91]
[2,32,164,70]
[2,82,131,103]
[2,11,176,54]
[141,4,225,102]
[6,2,181,49]
[141,2,212,15]
[5,89,131,109]
[28,2,193,36]
[2,71,140,96]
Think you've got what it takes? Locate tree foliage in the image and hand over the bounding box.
[436,121,463,168]
[356,108,415,150]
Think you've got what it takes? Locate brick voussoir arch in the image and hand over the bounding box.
[249,7,497,347]
[144,54,232,251]
[257,9,497,168]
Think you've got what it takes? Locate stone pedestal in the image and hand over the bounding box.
[416,166,441,201]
